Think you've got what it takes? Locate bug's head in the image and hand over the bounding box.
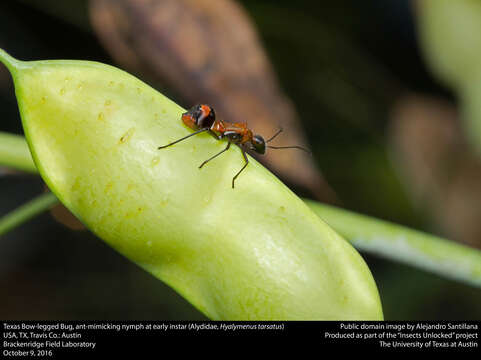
[251,134,266,154]
[182,104,216,130]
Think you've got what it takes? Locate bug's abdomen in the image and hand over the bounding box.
[182,112,197,130]
[182,104,216,130]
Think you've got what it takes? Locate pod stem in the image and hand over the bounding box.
[0,48,20,74]
[0,192,58,236]
[0,132,37,173]
[306,200,481,288]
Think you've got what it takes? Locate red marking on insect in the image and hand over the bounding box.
[158,104,310,188]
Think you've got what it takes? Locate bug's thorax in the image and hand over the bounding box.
[217,122,253,145]
[211,119,226,133]
[241,128,254,144]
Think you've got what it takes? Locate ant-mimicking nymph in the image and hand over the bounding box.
[158,104,310,188]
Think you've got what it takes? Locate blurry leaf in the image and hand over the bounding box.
[89,0,337,202]
[438,158,481,248]
[415,0,481,89]
[389,94,481,248]
[389,94,460,205]
[416,0,481,157]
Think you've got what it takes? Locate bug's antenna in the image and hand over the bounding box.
[266,127,283,143]
[267,145,312,155]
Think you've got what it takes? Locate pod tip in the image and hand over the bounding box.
[0,48,21,73]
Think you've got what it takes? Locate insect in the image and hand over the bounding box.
[158,104,310,188]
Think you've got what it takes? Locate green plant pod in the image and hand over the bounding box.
[0,49,382,320]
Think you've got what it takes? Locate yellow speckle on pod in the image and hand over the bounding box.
[151,156,160,166]
[119,127,135,144]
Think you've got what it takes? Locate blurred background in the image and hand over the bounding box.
[1,0,480,320]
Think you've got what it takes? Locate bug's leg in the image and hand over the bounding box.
[232,147,249,189]
[158,128,209,149]
[199,142,231,169]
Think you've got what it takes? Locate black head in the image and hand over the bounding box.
[251,134,266,154]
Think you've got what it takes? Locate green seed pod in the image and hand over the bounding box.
[0,49,382,320]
